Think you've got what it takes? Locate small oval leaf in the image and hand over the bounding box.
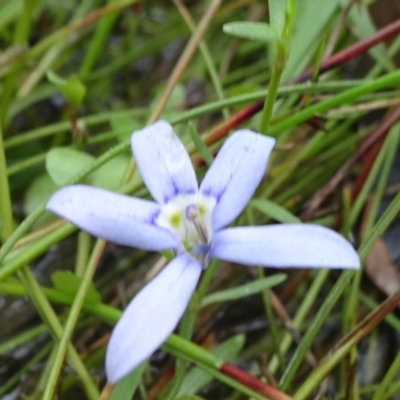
[51,270,101,303]
[47,70,86,106]
[91,155,131,191]
[223,21,279,42]
[46,147,94,186]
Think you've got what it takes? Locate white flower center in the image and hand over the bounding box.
[156,194,216,258]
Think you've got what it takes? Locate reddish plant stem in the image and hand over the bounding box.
[324,288,400,357]
[203,101,264,145]
[221,362,293,400]
[202,19,400,145]
[293,18,400,84]
[351,134,386,202]
[301,105,400,220]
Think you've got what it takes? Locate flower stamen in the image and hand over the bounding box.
[186,205,209,245]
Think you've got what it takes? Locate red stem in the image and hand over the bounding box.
[215,18,400,136]
[301,105,400,219]
[221,362,293,400]
[293,18,400,83]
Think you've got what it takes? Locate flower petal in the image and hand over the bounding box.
[200,130,275,231]
[210,225,360,269]
[46,185,179,251]
[105,253,202,383]
[131,120,198,204]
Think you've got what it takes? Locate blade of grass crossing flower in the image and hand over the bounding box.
[165,335,222,369]
[201,274,286,307]
[163,340,277,400]
[188,121,214,166]
[108,362,146,400]
[250,198,300,223]
[165,336,277,400]
[176,335,245,397]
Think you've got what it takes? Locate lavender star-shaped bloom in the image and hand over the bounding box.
[46,120,360,383]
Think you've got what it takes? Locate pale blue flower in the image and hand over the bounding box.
[46,120,360,383]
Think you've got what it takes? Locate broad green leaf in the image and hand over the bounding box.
[223,21,279,43]
[250,198,300,223]
[91,155,131,191]
[154,84,185,121]
[47,70,86,106]
[201,274,286,307]
[24,174,58,213]
[46,147,94,186]
[110,114,141,141]
[109,362,146,400]
[282,0,339,81]
[51,270,101,303]
[46,148,132,191]
[176,335,245,397]
[23,173,59,229]
[269,0,287,35]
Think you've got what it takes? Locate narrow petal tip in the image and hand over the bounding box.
[211,224,360,270]
[131,120,198,204]
[105,253,202,383]
[200,130,275,230]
